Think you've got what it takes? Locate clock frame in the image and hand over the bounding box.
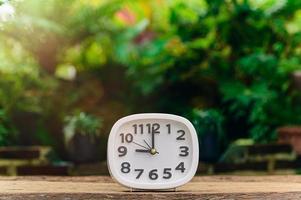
[107,113,199,190]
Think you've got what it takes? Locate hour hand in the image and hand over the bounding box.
[135,149,150,153]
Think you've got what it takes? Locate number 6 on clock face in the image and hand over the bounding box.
[107,113,199,190]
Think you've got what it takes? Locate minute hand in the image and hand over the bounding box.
[151,130,155,149]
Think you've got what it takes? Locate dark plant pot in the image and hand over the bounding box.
[198,132,221,163]
[297,156,301,169]
[277,126,301,155]
[292,71,301,92]
[66,134,98,163]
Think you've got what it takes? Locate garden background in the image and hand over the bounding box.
[1,0,301,173]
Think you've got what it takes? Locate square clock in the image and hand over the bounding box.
[107,113,199,190]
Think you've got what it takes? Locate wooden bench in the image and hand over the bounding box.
[0,146,70,176]
[0,176,300,199]
[217,143,297,174]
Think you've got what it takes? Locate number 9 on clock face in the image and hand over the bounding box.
[107,113,199,190]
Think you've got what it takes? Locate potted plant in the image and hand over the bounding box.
[189,109,225,163]
[63,112,103,163]
[0,109,17,146]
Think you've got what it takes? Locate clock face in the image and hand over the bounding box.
[107,113,199,190]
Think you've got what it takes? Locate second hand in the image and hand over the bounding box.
[144,139,159,154]
[132,141,149,150]
[143,140,151,149]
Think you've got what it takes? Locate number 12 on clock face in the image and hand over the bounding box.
[107,113,199,190]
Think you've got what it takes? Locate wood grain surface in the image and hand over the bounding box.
[0,176,300,199]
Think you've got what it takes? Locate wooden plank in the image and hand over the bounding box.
[0,176,300,199]
[0,146,50,160]
[247,144,292,155]
[17,165,70,175]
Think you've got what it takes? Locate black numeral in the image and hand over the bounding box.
[149,169,158,180]
[133,123,161,134]
[131,168,175,179]
[139,124,143,134]
[133,124,143,134]
[176,130,185,140]
[146,123,151,133]
[133,124,137,134]
[152,123,160,134]
[121,162,131,173]
[179,146,189,157]
[166,124,171,134]
[120,133,133,143]
[118,146,127,157]
[175,162,185,173]
[163,168,172,179]
[135,169,144,179]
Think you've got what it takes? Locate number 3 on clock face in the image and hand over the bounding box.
[107,113,199,190]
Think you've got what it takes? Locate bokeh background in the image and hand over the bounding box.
[1,0,301,175]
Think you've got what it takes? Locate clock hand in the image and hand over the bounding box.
[143,140,151,149]
[151,130,155,149]
[135,149,150,153]
[150,128,159,155]
[132,141,149,150]
[134,140,159,154]
[136,148,159,154]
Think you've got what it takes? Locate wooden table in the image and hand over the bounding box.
[0,176,300,199]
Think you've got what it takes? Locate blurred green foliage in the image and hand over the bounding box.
[64,112,103,144]
[115,0,301,143]
[190,109,225,139]
[0,109,16,145]
[0,0,301,154]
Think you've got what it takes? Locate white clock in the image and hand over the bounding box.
[107,113,199,190]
